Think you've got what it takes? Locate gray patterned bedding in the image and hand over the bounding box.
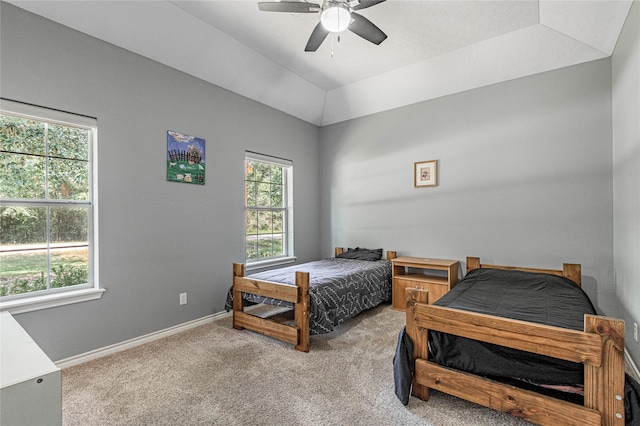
[225,257,392,334]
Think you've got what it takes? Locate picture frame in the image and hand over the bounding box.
[414,160,437,187]
[167,130,206,185]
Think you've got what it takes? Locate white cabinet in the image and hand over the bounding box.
[1,312,61,426]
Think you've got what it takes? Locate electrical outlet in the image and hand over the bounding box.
[179,292,187,305]
[634,322,638,342]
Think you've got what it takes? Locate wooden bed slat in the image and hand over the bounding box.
[466,256,582,287]
[232,311,299,345]
[413,304,603,366]
[233,277,299,303]
[414,359,601,426]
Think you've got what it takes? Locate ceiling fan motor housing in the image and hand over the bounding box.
[321,2,351,33]
[257,0,387,52]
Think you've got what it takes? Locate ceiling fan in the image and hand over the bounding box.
[257,0,388,52]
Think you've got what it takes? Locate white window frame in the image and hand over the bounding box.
[0,99,103,314]
[244,151,295,271]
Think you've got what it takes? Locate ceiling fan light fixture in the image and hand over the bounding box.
[321,4,350,33]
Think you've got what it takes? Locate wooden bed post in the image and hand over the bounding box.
[294,271,311,352]
[232,263,245,330]
[405,287,430,400]
[466,256,481,273]
[583,315,625,426]
[563,263,582,287]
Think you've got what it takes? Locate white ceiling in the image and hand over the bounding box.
[6,0,634,126]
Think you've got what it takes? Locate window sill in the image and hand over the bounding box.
[246,256,297,272]
[0,288,106,315]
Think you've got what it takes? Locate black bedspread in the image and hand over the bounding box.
[225,258,392,335]
[393,327,640,424]
[429,267,597,385]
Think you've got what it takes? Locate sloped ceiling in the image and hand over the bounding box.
[6,0,633,126]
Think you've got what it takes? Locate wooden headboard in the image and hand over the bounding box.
[466,256,581,287]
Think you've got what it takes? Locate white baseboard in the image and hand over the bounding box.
[55,311,231,369]
[57,309,640,381]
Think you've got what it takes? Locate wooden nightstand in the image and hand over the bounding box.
[391,257,459,311]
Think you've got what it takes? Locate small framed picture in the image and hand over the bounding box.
[414,160,437,187]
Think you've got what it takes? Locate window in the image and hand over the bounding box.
[0,99,102,314]
[244,152,294,268]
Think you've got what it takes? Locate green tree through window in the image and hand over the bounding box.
[1,103,96,299]
[244,153,292,263]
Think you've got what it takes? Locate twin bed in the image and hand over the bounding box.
[226,247,395,352]
[402,257,631,426]
[228,251,636,424]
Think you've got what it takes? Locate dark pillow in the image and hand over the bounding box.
[336,247,383,261]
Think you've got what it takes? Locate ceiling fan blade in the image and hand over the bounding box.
[258,2,321,13]
[348,12,387,45]
[305,22,330,52]
[350,0,387,11]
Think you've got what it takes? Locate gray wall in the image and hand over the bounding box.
[1,3,321,361]
[320,59,615,331]
[3,1,638,369]
[321,18,640,366]
[612,1,640,365]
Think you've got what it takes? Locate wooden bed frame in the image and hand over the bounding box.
[232,247,397,352]
[405,256,626,426]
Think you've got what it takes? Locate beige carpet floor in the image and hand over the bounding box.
[62,304,530,425]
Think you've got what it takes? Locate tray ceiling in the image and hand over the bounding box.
[6,1,633,126]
